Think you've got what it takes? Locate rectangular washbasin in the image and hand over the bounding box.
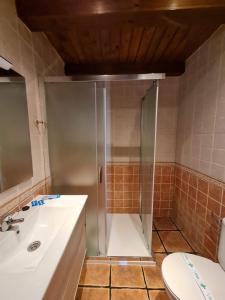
[0,195,87,300]
[0,206,73,273]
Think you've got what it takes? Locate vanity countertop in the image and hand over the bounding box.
[0,195,87,300]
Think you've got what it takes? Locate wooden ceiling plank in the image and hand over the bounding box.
[181,26,218,60]
[87,30,102,63]
[17,11,225,31]
[77,29,97,63]
[151,26,178,63]
[16,0,225,31]
[127,27,145,62]
[17,0,225,17]
[65,62,185,76]
[109,29,121,62]
[135,27,156,63]
[45,32,75,63]
[144,27,167,62]
[162,28,189,61]
[119,25,132,62]
[100,29,111,62]
[69,30,87,64]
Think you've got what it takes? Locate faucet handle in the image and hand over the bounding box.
[2,214,13,222]
[1,214,13,232]
[1,220,9,232]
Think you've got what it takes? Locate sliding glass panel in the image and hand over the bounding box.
[45,82,99,255]
[140,81,158,252]
[96,83,107,255]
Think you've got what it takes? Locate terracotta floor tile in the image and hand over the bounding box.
[159,231,192,252]
[110,256,141,261]
[154,253,167,266]
[111,289,149,300]
[143,265,164,289]
[111,265,145,288]
[148,290,170,300]
[86,256,108,261]
[152,231,165,252]
[79,263,110,287]
[76,288,109,300]
[154,218,177,230]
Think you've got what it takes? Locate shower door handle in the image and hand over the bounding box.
[98,166,103,184]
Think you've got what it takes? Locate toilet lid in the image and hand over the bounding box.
[161,253,225,300]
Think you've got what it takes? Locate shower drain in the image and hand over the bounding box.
[27,241,41,252]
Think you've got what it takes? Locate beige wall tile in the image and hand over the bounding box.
[108,78,179,163]
[176,26,225,182]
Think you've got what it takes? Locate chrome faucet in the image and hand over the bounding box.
[0,214,24,232]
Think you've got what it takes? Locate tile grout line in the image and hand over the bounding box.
[141,265,151,300]
[155,218,196,254]
[170,217,196,253]
[109,264,112,300]
[155,230,168,254]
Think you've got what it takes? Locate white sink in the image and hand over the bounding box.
[0,195,87,300]
[0,206,73,273]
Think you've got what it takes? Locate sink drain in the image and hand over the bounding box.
[27,241,41,252]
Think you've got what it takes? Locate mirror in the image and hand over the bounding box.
[0,66,33,192]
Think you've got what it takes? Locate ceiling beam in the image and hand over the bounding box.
[65,62,185,77]
[16,0,225,31]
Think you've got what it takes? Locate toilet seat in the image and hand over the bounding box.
[161,253,225,300]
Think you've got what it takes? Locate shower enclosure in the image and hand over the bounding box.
[44,78,160,257]
[45,80,106,256]
[140,81,159,251]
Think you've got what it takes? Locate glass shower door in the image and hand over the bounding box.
[45,81,105,256]
[140,81,158,252]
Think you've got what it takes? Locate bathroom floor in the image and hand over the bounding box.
[76,217,195,300]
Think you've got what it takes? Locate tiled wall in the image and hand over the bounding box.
[109,80,151,163]
[0,0,64,218]
[154,164,175,218]
[107,79,179,213]
[174,26,225,261]
[106,164,140,213]
[109,78,179,163]
[172,164,225,261]
[176,26,225,182]
[156,78,180,162]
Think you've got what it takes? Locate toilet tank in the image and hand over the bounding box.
[218,218,225,270]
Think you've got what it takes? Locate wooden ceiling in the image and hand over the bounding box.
[16,1,225,76]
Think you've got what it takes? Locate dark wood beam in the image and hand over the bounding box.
[16,1,225,16]
[16,0,225,31]
[65,62,185,77]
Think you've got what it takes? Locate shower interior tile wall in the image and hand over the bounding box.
[107,164,140,213]
[0,0,64,218]
[106,79,179,213]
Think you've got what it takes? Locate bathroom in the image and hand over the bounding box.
[0,1,225,299]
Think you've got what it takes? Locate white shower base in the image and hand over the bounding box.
[107,213,150,257]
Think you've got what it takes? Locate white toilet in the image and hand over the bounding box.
[161,218,225,300]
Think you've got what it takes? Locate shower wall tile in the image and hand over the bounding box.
[106,163,140,213]
[108,78,179,164]
[106,162,175,216]
[0,0,64,216]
